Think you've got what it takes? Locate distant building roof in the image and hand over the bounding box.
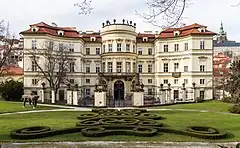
[214,40,240,47]
[1,65,23,76]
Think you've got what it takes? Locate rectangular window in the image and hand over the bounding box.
[148,48,152,55]
[200,65,205,72]
[133,45,135,53]
[126,62,131,73]
[184,66,188,72]
[148,88,153,95]
[32,40,37,49]
[70,79,74,84]
[108,62,112,72]
[174,44,179,51]
[138,48,142,55]
[86,48,90,55]
[200,40,205,49]
[126,44,130,52]
[117,43,121,51]
[103,45,106,53]
[31,60,37,71]
[184,79,188,84]
[184,42,188,51]
[70,62,75,72]
[185,90,188,99]
[32,79,38,85]
[69,43,74,52]
[59,43,63,51]
[138,64,142,73]
[164,79,168,84]
[116,62,122,73]
[86,79,90,84]
[86,64,90,73]
[148,79,152,83]
[86,88,90,96]
[133,62,136,72]
[174,79,178,84]
[108,44,112,52]
[164,63,168,72]
[200,91,205,99]
[96,48,100,55]
[49,41,54,50]
[102,62,105,73]
[164,45,168,52]
[148,64,152,73]
[174,63,179,72]
[96,65,100,73]
[200,79,205,84]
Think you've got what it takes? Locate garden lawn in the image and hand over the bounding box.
[0,101,61,114]
[0,110,239,142]
[147,100,233,112]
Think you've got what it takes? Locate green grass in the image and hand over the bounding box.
[0,101,61,114]
[0,110,239,142]
[147,100,233,112]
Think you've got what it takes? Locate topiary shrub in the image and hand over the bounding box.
[0,80,23,102]
[229,104,240,114]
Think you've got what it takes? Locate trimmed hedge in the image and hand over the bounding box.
[10,109,228,140]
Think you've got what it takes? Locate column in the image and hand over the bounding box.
[168,90,172,103]
[51,90,55,104]
[131,61,133,73]
[193,88,196,102]
[73,90,78,105]
[179,89,183,101]
[113,59,116,72]
[161,90,166,104]
[123,58,126,72]
[67,89,73,105]
[182,89,186,102]
[41,89,44,103]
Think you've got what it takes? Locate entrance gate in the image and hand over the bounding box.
[106,80,132,107]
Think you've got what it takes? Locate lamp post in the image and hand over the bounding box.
[192,82,196,102]
[167,83,172,103]
[182,83,186,102]
[160,83,164,104]
[41,82,46,103]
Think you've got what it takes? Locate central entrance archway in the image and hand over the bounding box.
[114,80,124,100]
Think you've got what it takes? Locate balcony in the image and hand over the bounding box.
[172,72,181,78]
[98,72,136,81]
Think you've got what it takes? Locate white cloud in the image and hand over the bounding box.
[1,0,240,41]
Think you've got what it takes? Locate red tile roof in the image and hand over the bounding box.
[159,23,216,38]
[20,22,215,39]
[20,22,80,38]
[2,65,23,75]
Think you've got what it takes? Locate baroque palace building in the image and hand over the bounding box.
[21,20,215,105]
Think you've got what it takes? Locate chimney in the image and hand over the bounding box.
[52,22,58,27]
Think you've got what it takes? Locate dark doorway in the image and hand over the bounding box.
[114,80,124,100]
[174,90,179,100]
[59,90,65,102]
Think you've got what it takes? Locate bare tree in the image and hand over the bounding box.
[74,0,93,15]
[136,0,188,27]
[0,20,16,76]
[74,0,188,27]
[28,41,74,101]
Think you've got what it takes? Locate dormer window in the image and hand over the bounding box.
[57,30,64,36]
[198,27,206,33]
[91,37,96,41]
[31,26,39,32]
[143,37,148,42]
[174,31,180,36]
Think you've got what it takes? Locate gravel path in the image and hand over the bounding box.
[1,142,239,148]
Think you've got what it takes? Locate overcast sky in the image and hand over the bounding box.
[1,0,240,41]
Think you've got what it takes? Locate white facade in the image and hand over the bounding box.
[21,21,215,104]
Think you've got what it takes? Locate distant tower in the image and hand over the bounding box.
[216,21,227,43]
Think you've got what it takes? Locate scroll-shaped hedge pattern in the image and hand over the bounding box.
[10,109,228,140]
